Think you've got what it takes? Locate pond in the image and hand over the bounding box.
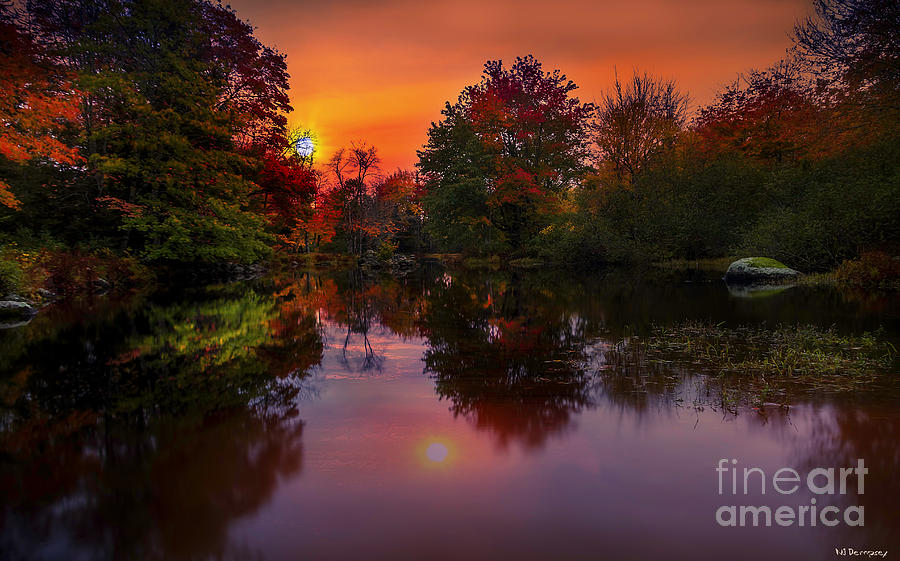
[1,264,898,561]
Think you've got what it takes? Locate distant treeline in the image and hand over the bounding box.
[418,0,900,270]
[0,0,898,280]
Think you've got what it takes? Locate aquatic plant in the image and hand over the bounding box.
[604,321,897,408]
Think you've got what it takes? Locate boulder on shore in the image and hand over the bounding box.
[724,257,801,284]
[0,299,38,322]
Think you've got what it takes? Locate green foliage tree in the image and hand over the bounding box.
[418,103,497,253]
[23,0,291,263]
[738,135,900,269]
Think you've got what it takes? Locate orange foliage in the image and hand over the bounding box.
[0,9,81,209]
[694,63,824,164]
[834,251,900,290]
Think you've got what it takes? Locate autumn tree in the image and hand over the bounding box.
[256,151,318,236]
[327,142,381,254]
[0,2,80,210]
[293,186,341,252]
[592,70,688,186]
[419,55,594,253]
[200,1,292,151]
[694,62,822,164]
[373,170,424,252]
[563,71,690,258]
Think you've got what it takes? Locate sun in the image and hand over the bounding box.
[294,136,315,158]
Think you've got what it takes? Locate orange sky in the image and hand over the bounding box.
[230,0,812,171]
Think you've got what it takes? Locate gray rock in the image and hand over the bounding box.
[358,250,382,270]
[0,300,38,321]
[724,257,801,284]
[37,288,58,300]
[389,254,417,276]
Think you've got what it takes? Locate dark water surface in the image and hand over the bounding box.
[1,265,898,561]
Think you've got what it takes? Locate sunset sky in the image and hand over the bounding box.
[230,0,813,171]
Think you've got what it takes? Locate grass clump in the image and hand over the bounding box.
[629,321,896,383]
[654,257,737,272]
[602,321,897,411]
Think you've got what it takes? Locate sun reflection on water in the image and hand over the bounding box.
[418,438,455,468]
[425,442,449,462]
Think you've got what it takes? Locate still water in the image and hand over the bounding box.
[1,265,898,560]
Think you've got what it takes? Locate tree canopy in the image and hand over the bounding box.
[418,55,594,254]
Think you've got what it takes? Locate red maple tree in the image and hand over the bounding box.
[0,5,80,209]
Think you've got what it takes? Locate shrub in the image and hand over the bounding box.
[0,258,23,295]
[834,251,900,290]
[738,137,900,270]
[376,240,397,263]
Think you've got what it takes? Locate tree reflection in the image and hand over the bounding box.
[273,269,428,373]
[1,403,303,561]
[790,401,900,549]
[420,270,600,450]
[0,282,323,560]
[273,268,604,450]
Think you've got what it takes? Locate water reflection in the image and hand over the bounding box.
[0,266,897,560]
[421,270,600,450]
[789,400,900,546]
[1,283,321,560]
[1,404,304,561]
